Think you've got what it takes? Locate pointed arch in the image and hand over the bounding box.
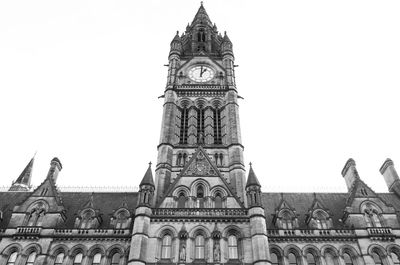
[1,243,22,256]
[156,225,179,239]
[69,244,88,257]
[88,245,106,258]
[49,244,69,257]
[22,243,42,256]
[284,245,303,265]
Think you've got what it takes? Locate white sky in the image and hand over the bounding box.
[1,0,400,192]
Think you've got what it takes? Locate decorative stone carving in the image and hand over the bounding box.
[185,151,216,176]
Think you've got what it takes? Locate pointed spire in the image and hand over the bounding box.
[246,162,261,187]
[191,2,212,27]
[222,31,232,43]
[140,162,155,187]
[9,156,35,191]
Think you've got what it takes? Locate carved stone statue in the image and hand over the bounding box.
[214,242,221,262]
[179,244,186,261]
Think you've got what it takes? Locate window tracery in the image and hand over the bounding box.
[362,203,383,227]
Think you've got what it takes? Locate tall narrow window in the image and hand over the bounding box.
[111,254,121,265]
[197,185,204,208]
[179,108,189,144]
[177,153,182,166]
[26,252,37,265]
[92,253,101,265]
[115,211,128,229]
[55,253,65,265]
[391,252,400,265]
[306,253,316,265]
[73,253,83,265]
[161,235,172,259]
[372,252,383,265]
[178,193,186,208]
[213,109,222,144]
[325,253,335,265]
[195,235,205,259]
[215,193,222,208]
[7,252,18,265]
[228,235,238,259]
[288,253,298,265]
[197,108,205,144]
[271,253,279,265]
[343,254,353,265]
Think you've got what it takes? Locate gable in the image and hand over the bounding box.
[156,147,244,208]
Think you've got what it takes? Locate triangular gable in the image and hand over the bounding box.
[156,146,245,208]
[276,194,296,212]
[18,176,63,208]
[346,178,382,206]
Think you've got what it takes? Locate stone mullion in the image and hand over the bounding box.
[187,108,197,145]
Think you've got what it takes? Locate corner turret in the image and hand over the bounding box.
[139,162,155,206]
[246,163,262,207]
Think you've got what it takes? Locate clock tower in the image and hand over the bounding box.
[155,2,246,206]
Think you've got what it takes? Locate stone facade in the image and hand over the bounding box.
[1,3,400,265]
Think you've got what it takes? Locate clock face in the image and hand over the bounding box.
[188,65,215,83]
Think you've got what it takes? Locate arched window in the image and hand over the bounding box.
[314,211,329,229]
[215,193,223,208]
[195,235,205,259]
[228,235,238,259]
[92,253,101,265]
[178,193,186,208]
[73,253,83,265]
[55,253,65,265]
[197,108,205,144]
[179,107,189,144]
[183,153,187,165]
[391,252,400,265]
[7,252,18,265]
[372,251,383,265]
[80,210,93,229]
[26,252,37,265]
[271,253,279,265]
[213,109,222,145]
[161,235,172,259]
[306,253,316,265]
[115,211,128,229]
[325,253,335,265]
[280,211,293,229]
[288,253,298,265]
[111,253,121,265]
[343,253,353,265]
[197,185,204,208]
[177,153,182,166]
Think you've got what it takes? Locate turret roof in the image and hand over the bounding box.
[140,162,155,187]
[246,163,261,187]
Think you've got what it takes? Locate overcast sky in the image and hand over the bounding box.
[1,0,400,192]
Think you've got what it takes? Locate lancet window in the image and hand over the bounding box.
[161,235,172,259]
[213,108,222,144]
[179,107,189,144]
[92,253,102,265]
[6,252,18,265]
[111,254,121,265]
[73,253,83,265]
[26,252,37,265]
[195,235,205,259]
[228,235,238,259]
[343,253,353,265]
[306,253,317,265]
[372,251,383,265]
[288,253,298,265]
[197,108,205,143]
[55,253,65,265]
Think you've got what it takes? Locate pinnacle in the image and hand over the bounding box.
[14,156,34,186]
[140,162,155,187]
[246,163,261,187]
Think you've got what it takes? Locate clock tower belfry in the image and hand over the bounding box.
[155,3,246,206]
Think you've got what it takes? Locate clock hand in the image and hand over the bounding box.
[200,66,203,77]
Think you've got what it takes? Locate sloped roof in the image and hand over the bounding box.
[0,191,139,229]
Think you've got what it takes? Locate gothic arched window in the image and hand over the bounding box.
[313,210,330,229]
[372,251,383,265]
[343,253,353,265]
[161,235,172,259]
[213,108,222,144]
[306,253,316,265]
[6,252,18,265]
[197,185,205,208]
[228,235,238,259]
[92,253,101,265]
[288,253,298,265]
[178,192,186,208]
[391,252,400,265]
[177,153,182,166]
[115,211,128,229]
[73,253,83,265]
[111,253,121,265]
[215,193,223,208]
[26,252,37,265]
[271,253,279,265]
[325,253,335,265]
[179,107,189,144]
[197,108,205,144]
[55,253,65,265]
[195,235,205,259]
[280,211,293,229]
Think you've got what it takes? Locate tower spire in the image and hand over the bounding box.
[9,156,35,191]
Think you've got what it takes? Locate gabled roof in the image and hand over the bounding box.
[156,146,245,208]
